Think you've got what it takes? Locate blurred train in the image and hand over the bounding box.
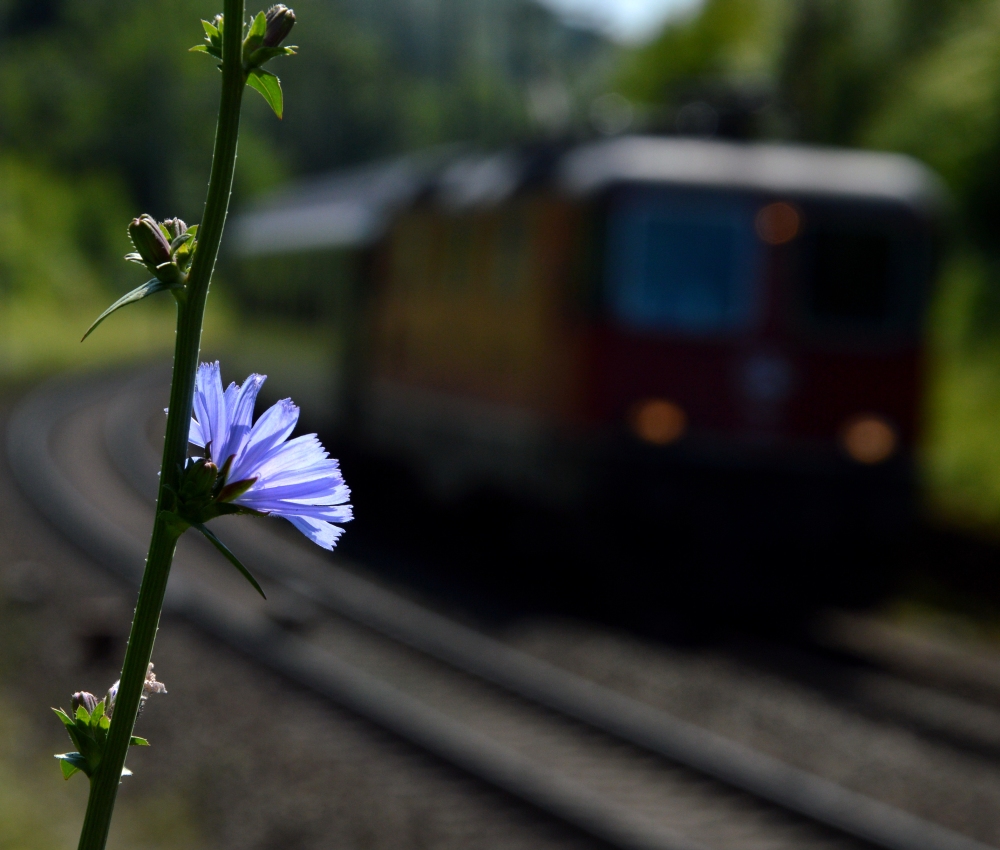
[230,136,946,561]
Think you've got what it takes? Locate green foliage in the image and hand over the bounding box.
[52,698,147,781]
[0,156,129,303]
[618,0,789,105]
[618,0,982,149]
[246,67,283,118]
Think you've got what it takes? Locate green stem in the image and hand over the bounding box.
[75,2,245,848]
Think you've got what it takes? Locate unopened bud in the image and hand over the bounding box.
[105,680,119,717]
[71,691,98,714]
[163,218,188,240]
[128,215,172,269]
[263,5,295,48]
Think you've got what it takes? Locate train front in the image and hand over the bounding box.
[565,138,946,588]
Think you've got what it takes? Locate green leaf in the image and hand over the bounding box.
[244,11,267,53]
[247,45,296,68]
[82,278,180,341]
[190,44,223,60]
[130,736,150,747]
[201,19,220,39]
[52,707,74,728]
[90,699,105,724]
[194,523,266,599]
[55,752,89,780]
[246,68,283,119]
[75,704,91,723]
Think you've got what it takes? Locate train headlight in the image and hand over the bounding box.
[841,415,897,464]
[755,201,801,246]
[629,399,687,446]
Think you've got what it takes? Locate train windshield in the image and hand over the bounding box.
[604,189,760,335]
[797,219,928,337]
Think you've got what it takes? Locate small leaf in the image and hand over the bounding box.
[55,752,89,780]
[201,19,219,39]
[52,707,74,728]
[247,45,296,67]
[62,722,87,755]
[246,68,283,119]
[194,523,266,599]
[130,736,150,747]
[244,10,267,52]
[82,278,180,342]
[191,44,223,60]
[75,704,91,723]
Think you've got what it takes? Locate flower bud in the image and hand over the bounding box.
[71,691,98,714]
[128,215,172,269]
[105,680,119,717]
[163,218,188,240]
[263,5,295,48]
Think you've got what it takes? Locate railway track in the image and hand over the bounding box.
[6,367,996,850]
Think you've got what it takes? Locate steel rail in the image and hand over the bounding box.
[9,369,996,850]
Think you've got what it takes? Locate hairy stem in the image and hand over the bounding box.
[75,2,246,848]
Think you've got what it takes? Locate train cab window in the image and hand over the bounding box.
[798,219,926,336]
[605,190,760,334]
[806,230,892,325]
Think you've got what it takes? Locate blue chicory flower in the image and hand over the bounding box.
[189,361,352,550]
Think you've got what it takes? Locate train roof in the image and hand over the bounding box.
[559,136,947,210]
[231,136,947,257]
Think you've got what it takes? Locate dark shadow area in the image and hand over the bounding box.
[331,440,916,640]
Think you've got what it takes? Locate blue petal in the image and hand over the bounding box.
[253,502,353,522]
[217,373,266,463]
[229,398,299,481]
[238,478,348,504]
[223,381,239,425]
[286,515,346,550]
[189,416,206,448]
[248,434,331,481]
[194,362,227,461]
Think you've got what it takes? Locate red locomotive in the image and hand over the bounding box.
[233,136,945,598]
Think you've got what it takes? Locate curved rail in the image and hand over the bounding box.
[8,368,995,850]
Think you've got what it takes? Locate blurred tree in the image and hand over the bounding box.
[0,0,608,219]
[617,0,978,142]
[617,0,998,248]
[0,0,608,303]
